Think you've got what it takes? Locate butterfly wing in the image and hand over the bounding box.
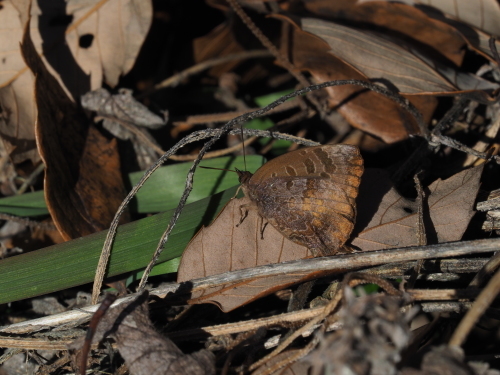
[246,145,363,256]
[249,145,362,184]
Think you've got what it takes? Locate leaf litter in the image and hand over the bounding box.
[1,0,500,374]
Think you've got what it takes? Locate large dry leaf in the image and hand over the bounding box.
[178,197,315,312]
[0,0,152,163]
[299,17,498,94]
[193,22,246,77]
[21,22,129,240]
[281,19,434,143]
[351,165,484,251]
[304,0,467,66]
[357,1,500,63]
[0,1,38,163]
[69,292,216,375]
[373,0,500,37]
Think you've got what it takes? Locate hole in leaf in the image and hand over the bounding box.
[79,34,94,48]
[403,207,413,214]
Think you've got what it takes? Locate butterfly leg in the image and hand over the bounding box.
[233,185,243,199]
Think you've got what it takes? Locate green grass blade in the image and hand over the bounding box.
[0,155,264,216]
[0,187,238,305]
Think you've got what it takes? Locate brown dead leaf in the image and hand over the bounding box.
[20,22,129,240]
[178,197,316,312]
[298,17,498,94]
[356,0,500,64]
[0,0,151,164]
[352,165,484,251]
[281,19,434,143]
[303,1,467,66]
[69,292,216,375]
[193,22,246,77]
[0,1,38,164]
[380,0,500,37]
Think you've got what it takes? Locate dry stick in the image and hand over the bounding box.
[94,115,260,161]
[250,273,403,372]
[392,95,471,184]
[449,267,500,347]
[0,302,485,353]
[173,100,301,127]
[79,294,117,375]
[249,283,344,372]
[5,239,499,337]
[137,50,272,98]
[407,172,427,288]
[0,349,23,366]
[468,254,500,288]
[132,80,425,296]
[254,333,322,375]
[432,133,500,164]
[429,95,499,163]
[463,109,500,167]
[17,162,45,195]
[225,0,326,117]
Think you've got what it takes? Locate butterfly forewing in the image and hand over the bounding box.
[249,145,362,183]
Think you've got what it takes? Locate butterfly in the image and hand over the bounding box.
[236,145,363,257]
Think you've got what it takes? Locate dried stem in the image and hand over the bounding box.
[449,266,500,347]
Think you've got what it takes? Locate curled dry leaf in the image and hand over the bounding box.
[0,0,152,164]
[69,292,215,375]
[20,22,129,240]
[81,88,167,132]
[352,165,484,251]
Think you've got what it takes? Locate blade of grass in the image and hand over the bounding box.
[0,155,264,216]
[0,187,238,305]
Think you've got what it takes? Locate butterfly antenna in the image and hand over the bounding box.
[241,125,247,171]
[199,166,236,173]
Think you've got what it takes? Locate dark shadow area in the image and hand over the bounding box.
[37,0,90,100]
